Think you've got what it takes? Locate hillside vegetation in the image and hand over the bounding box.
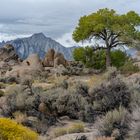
[0,8,140,140]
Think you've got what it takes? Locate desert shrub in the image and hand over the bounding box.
[41,86,94,122]
[79,104,95,123]
[0,90,4,97]
[90,77,131,113]
[95,136,115,140]
[75,135,88,140]
[95,107,130,140]
[0,82,6,89]
[128,107,140,139]
[68,123,84,134]
[54,128,67,137]
[103,67,118,80]
[126,74,140,108]
[52,93,87,119]
[120,61,139,75]
[2,84,54,134]
[6,84,43,113]
[0,118,38,140]
[6,76,19,84]
[126,74,140,92]
[13,111,27,124]
[60,80,69,89]
[75,83,89,97]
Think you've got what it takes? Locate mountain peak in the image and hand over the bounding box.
[31,33,46,39]
[0,33,75,60]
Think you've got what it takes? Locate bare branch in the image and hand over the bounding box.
[111,42,127,48]
[91,44,107,51]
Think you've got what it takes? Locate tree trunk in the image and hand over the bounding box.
[106,48,111,68]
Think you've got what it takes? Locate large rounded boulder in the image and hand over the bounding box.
[23,54,43,70]
[6,54,43,78]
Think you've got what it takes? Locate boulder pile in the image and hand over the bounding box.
[0,44,20,76]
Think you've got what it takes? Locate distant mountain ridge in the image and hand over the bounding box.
[0,33,137,61]
[0,33,75,60]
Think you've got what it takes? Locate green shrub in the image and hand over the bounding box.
[73,47,129,69]
[73,47,106,69]
[0,118,38,140]
[95,107,130,140]
[111,50,129,68]
[73,47,86,62]
[120,61,139,75]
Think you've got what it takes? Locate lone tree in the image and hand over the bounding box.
[73,8,140,67]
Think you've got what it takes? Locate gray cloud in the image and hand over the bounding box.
[0,0,140,46]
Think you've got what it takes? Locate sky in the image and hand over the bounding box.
[0,0,140,47]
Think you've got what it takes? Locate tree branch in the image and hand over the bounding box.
[111,42,126,48]
[91,44,107,51]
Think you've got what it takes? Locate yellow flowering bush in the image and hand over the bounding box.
[0,118,38,140]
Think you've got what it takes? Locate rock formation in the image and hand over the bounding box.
[43,49,55,67]
[43,49,68,67]
[0,44,20,76]
[23,54,43,70]
[6,54,43,78]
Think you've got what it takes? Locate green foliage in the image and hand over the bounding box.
[0,118,38,140]
[73,8,140,67]
[73,47,129,69]
[73,8,140,45]
[73,47,105,69]
[111,50,129,68]
[73,47,86,62]
[120,61,140,75]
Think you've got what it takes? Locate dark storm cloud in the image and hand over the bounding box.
[0,0,140,46]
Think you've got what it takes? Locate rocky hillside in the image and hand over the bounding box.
[0,33,75,60]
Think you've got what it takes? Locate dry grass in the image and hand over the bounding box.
[53,122,85,138]
[13,111,27,124]
[68,123,84,134]
[88,74,104,88]
[54,128,67,137]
